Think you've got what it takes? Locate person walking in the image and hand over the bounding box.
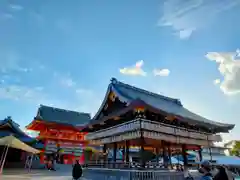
[72,160,83,180]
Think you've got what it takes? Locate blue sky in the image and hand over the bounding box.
[0,0,240,142]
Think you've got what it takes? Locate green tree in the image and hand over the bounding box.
[138,149,156,163]
[83,148,93,164]
[230,141,240,156]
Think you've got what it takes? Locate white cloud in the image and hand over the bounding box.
[9,4,23,11]
[206,50,240,95]
[0,50,32,73]
[213,79,221,85]
[75,89,102,117]
[51,72,101,116]
[76,88,93,96]
[0,85,46,102]
[54,73,76,87]
[119,60,147,76]
[179,28,195,39]
[1,13,13,19]
[60,77,76,87]
[159,0,240,39]
[153,68,170,76]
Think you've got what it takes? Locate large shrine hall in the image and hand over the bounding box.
[0,77,236,169]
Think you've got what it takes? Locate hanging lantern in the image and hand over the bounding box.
[113,116,120,121]
[165,115,175,121]
[134,106,145,113]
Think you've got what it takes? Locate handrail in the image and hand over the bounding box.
[86,119,139,136]
[87,118,221,141]
[140,119,212,135]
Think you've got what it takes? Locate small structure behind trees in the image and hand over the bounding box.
[230,141,240,157]
[225,140,240,156]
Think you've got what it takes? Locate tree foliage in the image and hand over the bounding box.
[83,148,93,164]
[138,149,156,163]
[230,141,240,156]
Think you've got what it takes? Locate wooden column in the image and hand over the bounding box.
[182,144,188,166]
[103,144,107,166]
[139,118,145,168]
[140,138,145,168]
[122,146,125,162]
[168,143,172,168]
[156,147,160,164]
[198,147,203,162]
[113,142,117,168]
[125,141,130,163]
[162,141,168,168]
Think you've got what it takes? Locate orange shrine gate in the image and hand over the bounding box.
[26,105,91,164]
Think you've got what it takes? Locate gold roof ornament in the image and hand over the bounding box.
[109,91,116,101]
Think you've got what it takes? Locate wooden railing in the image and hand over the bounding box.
[83,163,185,180]
[86,118,222,142]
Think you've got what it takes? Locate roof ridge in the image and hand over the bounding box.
[111,78,182,106]
[39,105,91,116]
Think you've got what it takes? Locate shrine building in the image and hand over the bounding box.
[0,117,37,168]
[82,78,235,168]
[26,105,91,164]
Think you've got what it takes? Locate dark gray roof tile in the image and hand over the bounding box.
[111,79,234,130]
[36,105,91,126]
[0,117,35,142]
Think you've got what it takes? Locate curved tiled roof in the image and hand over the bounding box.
[0,117,35,143]
[91,78,234,132]
[36,105,91,126]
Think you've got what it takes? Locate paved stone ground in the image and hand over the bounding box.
[1,168,89,180]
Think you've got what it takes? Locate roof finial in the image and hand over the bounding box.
[6,116,12,121]
[111,77,117,84]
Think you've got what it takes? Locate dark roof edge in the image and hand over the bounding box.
[89,78,234,132]
[1,118,35,139]
[112,78,182,106]
[32,118,85,128]
[91,77,183,122]
[87,99,234,132]
[39,104,91,116]
[112,78,234,130]
[81,100,143,131]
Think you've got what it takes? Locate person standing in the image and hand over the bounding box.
[213,166,229,180]
[198,161,213,180]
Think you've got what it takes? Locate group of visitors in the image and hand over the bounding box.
[45,154,83,180]
[45,153,57,171]
[191,160,235,180]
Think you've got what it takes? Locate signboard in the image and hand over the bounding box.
[45,140,83,155]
